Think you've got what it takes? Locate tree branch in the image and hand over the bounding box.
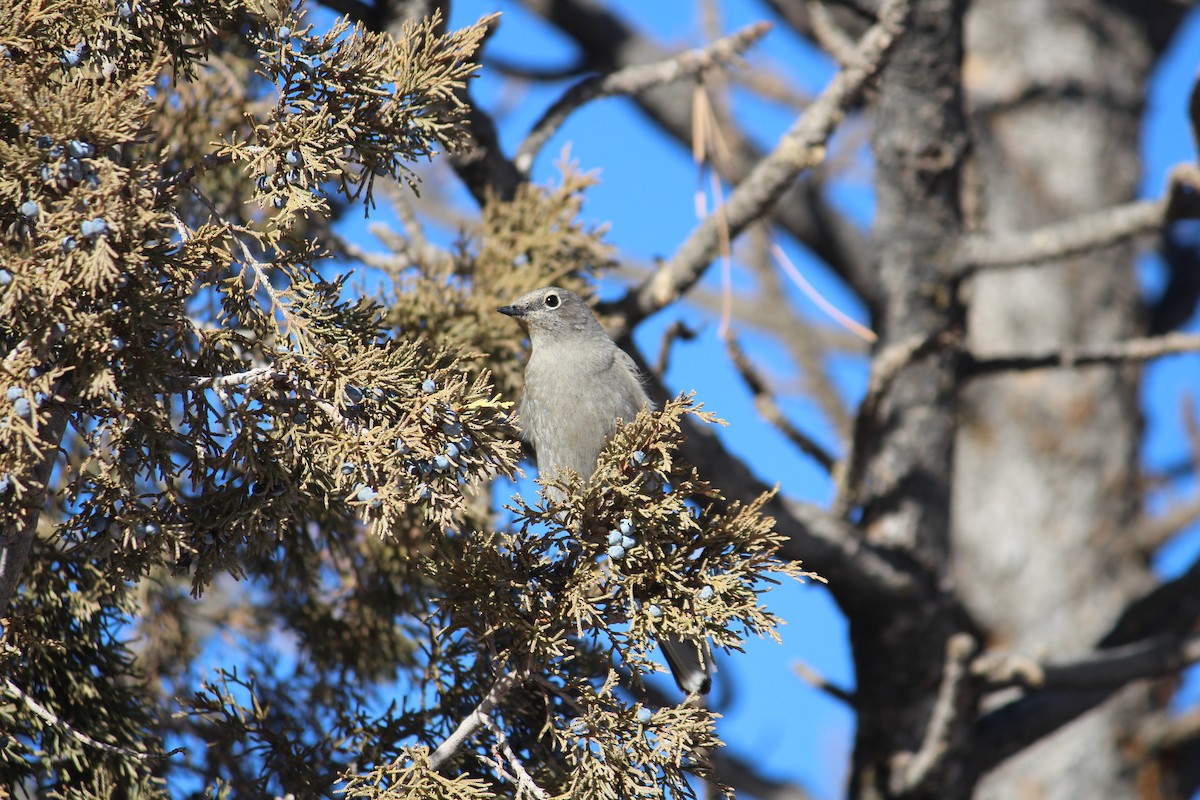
[725,334,838,473]
[889,634,977,796]
[521,0,877,311]
[1,678,163,762]
[965,554,1200,780]
[793,660,857,707]
[514,22,774,175]
[710,749,817,800]
[428,669,531,771]
[973,634,1200,692]
[954,163,1200,273]
[833,329,951,516]
[617,0,912,333]
[479,712,550,800]
[961,331,1200,377]
[623,345,918,608]
[1134,706,1200,756]
[1132,493,1200,552]
[0,398,69,618]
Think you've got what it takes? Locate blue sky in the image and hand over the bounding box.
[327,2,1200,796]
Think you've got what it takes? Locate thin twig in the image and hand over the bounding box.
[187,185,306,344]
[889,634,976,795]
[328,234,416,276]
[2,678,160,761]
[806,0,860,67]
[485,55,589,83]
[624,0,912,335]
[156,151,237,192]
[190,366,281,393]
[653,320,700,379]
[726,334,838,473]
[514,22,773,175]
[770,241,876,343]
[793,660,856,707]
[480,713,551,800]
[961,331,1200,377]
[428,669,530,771]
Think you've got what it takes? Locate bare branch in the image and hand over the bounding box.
[514,22,774,175]
[1132,494,1200,552]
[479,713,550,800]
[955,163,1200,273]
[155,150,236,192]
[652,319,699,379]
[1,678,161,762]
[428,669,530,771]
[889,634,977,795]
[961,331,1200,377]
[710,749,817,800]
[619,0,912,334]
[793,660,857,707]
[807,1,861,67]
[484,55,589,82]
[622,345,917,605]
[973,634,1200,692]
[966,556,1200,779]
[1134,706,1200,755]
[833,330,950,516]
[315,0,373,21]
[1190,66,1200,151]
[521,0,875,302]
[726,334,838,473]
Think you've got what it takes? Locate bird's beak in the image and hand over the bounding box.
[496,304,523,318]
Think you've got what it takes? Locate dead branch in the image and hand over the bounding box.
[973,635,1200,692]
[833,330,949,517]
[622,0,912,334]
[1134,706,1200,756]
[961,331,1200,377]
[954,163,1200,273]
[807,1,861,67]
[890,634,977,796]
[622,346,918,605]
[514,22,774,175]
[1,678,164,762]
[1132,494,1200,552]
[520,0,876,303]
[793,660,857,707]
[653,319,699,379]
[966,556,1200,780]
[710,749,817,800]
[429,668,531,771]
[726,334,838,473]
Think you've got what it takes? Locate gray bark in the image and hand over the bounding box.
[851,1,971,795]
[954,1,1159,797]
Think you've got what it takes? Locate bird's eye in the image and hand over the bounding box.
[544,294,560,309]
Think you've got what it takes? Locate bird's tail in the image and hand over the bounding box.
[660,635,713,696]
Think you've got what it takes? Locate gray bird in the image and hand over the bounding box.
[498,286,713,695]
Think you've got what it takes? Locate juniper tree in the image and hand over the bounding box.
[0,1,809,798]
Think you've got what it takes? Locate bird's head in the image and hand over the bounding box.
[497,286,605,344]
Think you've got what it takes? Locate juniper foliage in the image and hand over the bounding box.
[0,2,813,798]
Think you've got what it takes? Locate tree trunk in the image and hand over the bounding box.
[954,2,1159,797]
[851,1,971,797]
